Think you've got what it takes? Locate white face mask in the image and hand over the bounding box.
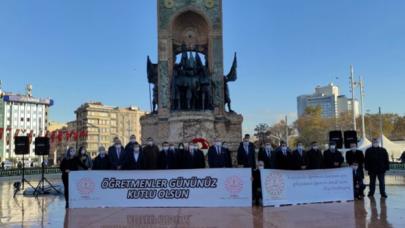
[99,150,106,157]
[134,147,140,152]
[179,146,184,150]
[147,141,153,146]
[351,147,357,151]
[373,143,379,148]
[265,145,272,150]
[215,142,222,147]
[297,145,303,150]
[69,150,76,157]
[330,145,336,150]
[115,144,121,149]
[352,164,359,170]
[130,139,136,143]
[163,146,169,151]
[281,146,287,153]
[313,146,319,150]
[223,145,228,149]
[80,149,86,155]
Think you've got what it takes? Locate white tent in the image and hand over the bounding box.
[358,137,372,152]
[379,135,405,160]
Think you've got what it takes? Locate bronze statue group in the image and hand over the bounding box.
[60,134,390,208]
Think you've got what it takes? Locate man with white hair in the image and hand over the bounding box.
[365,138,389,198]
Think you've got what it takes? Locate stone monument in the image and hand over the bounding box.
[141,0,243,152]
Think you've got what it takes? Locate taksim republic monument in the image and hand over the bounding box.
[141,0,243,151]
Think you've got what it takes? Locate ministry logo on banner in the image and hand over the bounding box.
[265,172,285,200]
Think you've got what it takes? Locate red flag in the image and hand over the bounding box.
[73,131,79,141]
[51,131,56,143]
[14,129,20,138]
[57,131,63,143]
[28,130,34,143]
[83,131,88,138]
[45,131,50,138]
[0,128,3,140]
[65,131,71,141]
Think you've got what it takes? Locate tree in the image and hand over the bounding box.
[294,106,330,147]
[254,123,270,146]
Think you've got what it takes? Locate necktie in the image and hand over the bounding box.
[117,148,120,159]
[217,146,221,155]
[267,150,271,157]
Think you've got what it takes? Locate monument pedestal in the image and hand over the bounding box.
[140,111,243,152]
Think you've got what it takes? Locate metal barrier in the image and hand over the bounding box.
[0,167,61,177]
[390,163,405,170]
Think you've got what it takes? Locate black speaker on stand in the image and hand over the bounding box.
[33,137,61,196]
[329,131,343,149]
[344,131,358,148]
[14,136,35,195]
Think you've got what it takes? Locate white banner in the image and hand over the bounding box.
[69,168,252,208]
[260,168,354,206]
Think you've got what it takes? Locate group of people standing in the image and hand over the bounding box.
[59,134,390,208]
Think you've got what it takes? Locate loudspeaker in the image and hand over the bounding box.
[329,131,343,149]
[344,131,358,148]
[34,137,50,155]
[14,136,30,155]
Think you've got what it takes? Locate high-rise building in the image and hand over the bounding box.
[297,83,359,118]
[0,85,53,163]
[74,102,146,157]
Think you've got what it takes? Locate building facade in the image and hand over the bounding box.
[75,102,146,157]
[297,83,359,118]
[0,89,53,164]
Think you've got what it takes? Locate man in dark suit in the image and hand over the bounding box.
[108,137,126,170]
[208,140,232,168]
[158,142,178,169]
[92,146,111,170]
[258,143,275,169]
[180,143,206,169]
[237,134,256,168]
[346,142,365,199]
[323,141,344,169]
[124,135,138,153]
[365,139,389,198]
[306,141,323,169]
[274,141,290,170]
[143,137,160,170]
[288,142,308,170]
[123,143,145,170]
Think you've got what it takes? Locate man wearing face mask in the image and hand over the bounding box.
[142,137,160,170]
[208,140,232,168]
[258,143,275,169]
[289,142,308,170]
[183,142,206,169]
[306,141,324,169]
[158,142,178,169]
[275,141,290,170]
[346,142,365,199]
[365,139,389,198]
[108,137,126,170]
[237,134,256,168]
[123,143,145,170]
[60,147,80,208]
[125,135,138,153]
[92,146,111,170]
[323,141,344,169]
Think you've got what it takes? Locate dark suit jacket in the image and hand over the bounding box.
[142,145,160,170]
[274,149,290,170]
[306,149,324,169]
[124,142,138,153]
[108,145,126,170]
[92,155,111,170]
[323,149,344,168]
[123,150,145,170]
[288,149,308,170]
[179,149,206,169]
[258,148,276,169]
[237,142,256,168]
[158,149,178,169]
[208,146,232,168]
[365,147,390,174]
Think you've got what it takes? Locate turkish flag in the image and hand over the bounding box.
[0,128,3,140]
[73,131,79,141]
[65,131,71,141]
[51,131,56,143]
[57,131,63,143]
